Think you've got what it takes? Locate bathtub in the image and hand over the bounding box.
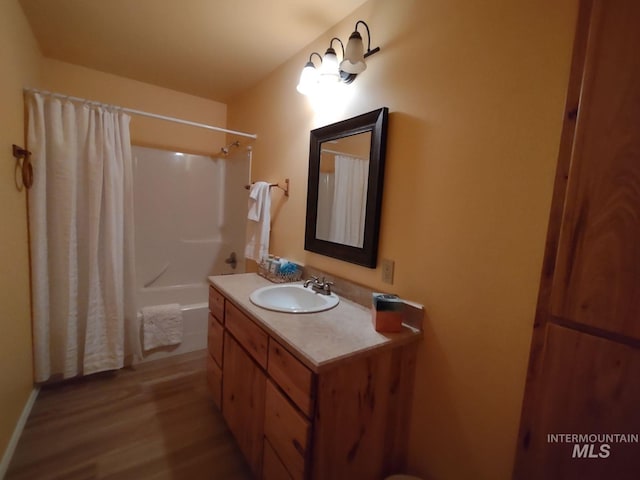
[135,282,209,363]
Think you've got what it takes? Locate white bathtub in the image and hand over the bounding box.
[135,282,209,363]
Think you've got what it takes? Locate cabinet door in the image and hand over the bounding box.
[225,300,268,368]
[267,339,315,417]
[549,0,640,339]
[206,353,222,409]
[208,285,225,322]
[222,333,266,477]
[207,313,224,367]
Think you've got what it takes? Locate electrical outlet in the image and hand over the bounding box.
[381,258,395,284]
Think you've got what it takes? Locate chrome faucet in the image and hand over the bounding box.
[303,276,334,295]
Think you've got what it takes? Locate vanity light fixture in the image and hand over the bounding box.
[319,38,344,83]
[296,52,323,95]
[296,20,380,95]
[341,20,380,74]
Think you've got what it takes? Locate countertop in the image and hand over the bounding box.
[208,273,422,373]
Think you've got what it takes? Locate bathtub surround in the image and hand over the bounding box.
[27,91,139,382]
[132,146,248,290]
[132,145,249,363]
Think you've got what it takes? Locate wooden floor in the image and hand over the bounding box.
[6,350,253,480]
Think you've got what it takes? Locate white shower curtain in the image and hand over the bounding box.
[27,92,139,382]
[329,154,369,247]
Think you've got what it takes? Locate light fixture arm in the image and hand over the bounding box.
[308,52,323,66]
[328,37,345,57]
[355,20,380,58]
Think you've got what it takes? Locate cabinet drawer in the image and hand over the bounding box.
[225,301,268,369]
[207,313,224,367]
[264,380,310,480]
[206,353,222,409]
[208,285,225,323]
[263,439,293,480]
[268,339,314,417]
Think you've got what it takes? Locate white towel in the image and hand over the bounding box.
[245,181,271,262]
[142,304,183,351]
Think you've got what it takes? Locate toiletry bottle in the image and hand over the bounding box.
[270,256,281,274]
[265,254,275,273]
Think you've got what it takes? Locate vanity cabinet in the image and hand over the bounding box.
[207,283,418,480]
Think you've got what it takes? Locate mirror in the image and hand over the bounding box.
[305,107,388,267]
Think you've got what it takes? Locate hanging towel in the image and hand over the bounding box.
[245,181,271,262]
[142,304,183,351]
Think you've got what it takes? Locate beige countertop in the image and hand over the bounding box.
[208,273,422,373]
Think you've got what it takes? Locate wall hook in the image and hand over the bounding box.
[12,144,33,189]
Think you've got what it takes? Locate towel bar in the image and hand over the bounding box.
[244,178,289,197]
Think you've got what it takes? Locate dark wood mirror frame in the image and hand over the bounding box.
[305,107,389,268]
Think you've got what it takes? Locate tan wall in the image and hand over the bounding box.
[0,0,41,460]
[40,58,228,155]
[228,0,578,478]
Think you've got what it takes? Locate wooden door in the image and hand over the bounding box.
[514,0,640,478]
[549,0,640,340]
[222,333,266,477]
[519,324,640,480]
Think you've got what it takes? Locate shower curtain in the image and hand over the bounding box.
[329,154,369,247]
[27,92,139,382]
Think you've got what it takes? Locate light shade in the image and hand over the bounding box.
[319,47,340,83]
[340,31,366,74]
[296,61,319,95]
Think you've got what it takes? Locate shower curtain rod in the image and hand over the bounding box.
[321,148,368,159]
[23,88,258,139]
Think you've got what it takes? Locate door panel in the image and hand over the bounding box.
[519,324,640,480]
[549,0,640,339]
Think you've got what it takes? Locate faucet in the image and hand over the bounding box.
[303,276,334,295]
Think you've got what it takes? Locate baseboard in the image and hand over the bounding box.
[0,388,39,479]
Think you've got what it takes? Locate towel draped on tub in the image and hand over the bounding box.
[142,303,183,351]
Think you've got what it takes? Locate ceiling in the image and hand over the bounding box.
[19,0,369,102]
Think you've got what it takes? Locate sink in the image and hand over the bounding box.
[249,284,339,313]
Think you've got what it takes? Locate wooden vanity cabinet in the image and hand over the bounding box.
[223,333,267,477]
[207,284,417,480]
[206,287,225,408]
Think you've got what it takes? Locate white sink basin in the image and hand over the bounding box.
[249,284,339,313]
